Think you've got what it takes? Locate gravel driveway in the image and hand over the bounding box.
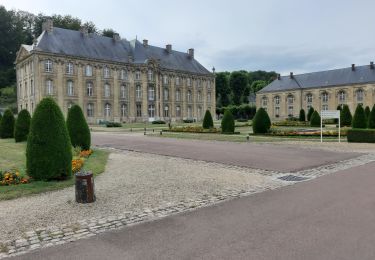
[0,151,283,242]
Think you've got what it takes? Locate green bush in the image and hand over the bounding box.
[368,104,375,129]
[310,111,321,127]
[307,107,314,122]
[340,105,352,126]
[299,109,306,121]
[365,106,370,123]
[14,109,31,142]
[152,120,166,124]
[183,119,194,123]
[221,110,235,134]
[66,105,91,150]
[347,129,375,143]
[351,104,367,129]
[252,107,271,134]
[0,112,2,123]
[106,122,122,127]
[0,109,15,138]
[26,98,72,181]
[202,110,214,129]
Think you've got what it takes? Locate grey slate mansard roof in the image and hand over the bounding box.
[32,27,211,75]
[258,64,375,93]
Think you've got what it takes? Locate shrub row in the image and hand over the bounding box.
[152,120,166,124]
[106,122,122,127]
[347,129,375,143]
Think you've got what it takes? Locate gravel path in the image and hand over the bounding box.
[0,151,282,242]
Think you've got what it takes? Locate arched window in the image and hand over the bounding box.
[148,86,155,101]
[67,81,74,96]
[85,65,93,76]
[45,59,53,72]
[164,105,169,117]
[356,89,364,103]
[87,103,94,117]
[121,103,127,117]
[104,103,111,117]
[148,69,153,81]
[120,85,127,99]
[104,84,110,97]
[46,80,53,95]
[136,85,142,100]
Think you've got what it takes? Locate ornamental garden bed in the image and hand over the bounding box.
[268,128,347,137]
[164,126,220,133]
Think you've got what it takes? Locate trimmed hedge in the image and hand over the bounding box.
[310,111,321,127]
[340,105,352,126]
[299,109,306,122]
[347,129,375,143]
[106,122,122,127]
[221,110,235,134]
[14,109,31,142]
[66,105,91,150]
[26,98,72,181]
[152,120,166,124]
[368,104,375,129]
[0,109,15,139]
[183,119,194,123]
[202,110,214,129]
[252,107,271,134]
[351,105,367,129]
[307,107,314,122]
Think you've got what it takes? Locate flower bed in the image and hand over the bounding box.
[269,128,347,137]
[0,169,30,186]
[165,126,220,133]
[272,120,310,127]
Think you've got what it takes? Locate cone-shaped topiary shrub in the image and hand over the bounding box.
[340,105,352,127]
[26,98,72,181]
[0,109,15,138]
[202,110,214,129]
[307,107,314,122]
[14,109,31,142]
[352,105,367,129]
[310,111,321,127]
[66,104,91,150]
[299,109,306,122]
[252,107,271,134]
[0,112,2,123]
[368,104,375,129]
[365,106,370,123]
[221,109,235,134]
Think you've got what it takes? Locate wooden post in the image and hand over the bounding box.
[75,171,95,203]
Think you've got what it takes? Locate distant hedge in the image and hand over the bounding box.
[347,129,375,143]
[217,104,256,120]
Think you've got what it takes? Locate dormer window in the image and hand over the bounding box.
[45,59,53,72]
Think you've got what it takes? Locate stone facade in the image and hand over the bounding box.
[257,66,375,121]
[15,21,215,124]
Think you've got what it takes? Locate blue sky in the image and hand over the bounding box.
[2,0,375,75]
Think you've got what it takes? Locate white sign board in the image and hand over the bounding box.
[320,110,341,143]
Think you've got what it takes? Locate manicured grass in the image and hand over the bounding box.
[0,139,109,201]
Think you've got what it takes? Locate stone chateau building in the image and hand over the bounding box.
[15,19,215,123]
[257,63,375,120]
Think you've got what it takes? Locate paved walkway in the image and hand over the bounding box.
[13,162,375,260]
[92,132,358,172]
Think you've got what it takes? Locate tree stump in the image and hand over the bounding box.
[75,171,95,203]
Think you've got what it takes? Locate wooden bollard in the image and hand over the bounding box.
[75,171,95,203]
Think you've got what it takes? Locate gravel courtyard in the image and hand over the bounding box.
[0,151,284,242]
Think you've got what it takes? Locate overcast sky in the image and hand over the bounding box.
[2,0,375,75]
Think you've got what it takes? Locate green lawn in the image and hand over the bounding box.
[0,139,109,201]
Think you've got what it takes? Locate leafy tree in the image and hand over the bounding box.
[299,109,306,122]
[0,109,15,138]
[221,110,235,134]
[368,104,375,129]
[215,72,230,107]
[252,107,271,134]
[340,105,352,127]
[352,105,367,129]
[310,111,321,127]
[307,107,315,121]
[14,109,31,142]
[82,21,98,33]
[248,70,277,85]
[250,80,267,93]
[66,104,91,150]
[230,71,248,105]
[202,110,214,129]
[102,28,118,38]
[26,98,72,180]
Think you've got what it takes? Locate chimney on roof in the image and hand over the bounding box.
[352,64,355,71]
[143,39,148,47]
[188,48,194,59]
[79,27,89,37]
[166,44,172,53]
[370,61,374,69]
[32,38,38,49]
[290,72,293,79]
[42,18,53,33]
[277,74,281,80]
[113,33,120,41]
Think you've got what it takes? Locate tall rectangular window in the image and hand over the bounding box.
[85,65,93,76]
[45,60,53,72]
[87,82,93,97]
[120,69,128,80]
[135,71,141,80]
[136,85,142,101]
[66,62,74,74]
[136,104,142,117]
[148,86,155,101]
[87,103,94,117]
[46,80,53,95]
[103,66,110,78]
[67,81,74,96]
